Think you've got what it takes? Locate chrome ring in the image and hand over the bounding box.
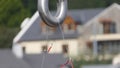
[38,0,67,27]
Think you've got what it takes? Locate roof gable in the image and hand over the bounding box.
[84,3,120,27]
[13,11,40,43]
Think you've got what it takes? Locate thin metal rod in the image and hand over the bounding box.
[58,23,65,40]
[40,54,46,68]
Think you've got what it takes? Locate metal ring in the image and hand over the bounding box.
[38,0,67,27]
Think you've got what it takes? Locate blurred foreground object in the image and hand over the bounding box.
[112,54,120,68]
[38,0,67,27]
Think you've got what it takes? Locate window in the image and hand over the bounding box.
[98,41,109,54]
[68,23,76,30]
[68,24,72,30]
[22,47,26,53]
[42,45,48,52]
[98,41,120,54]
[62,44,68,54]
[63,24,68,32]
[110,23,116,33]
[40,22,46,33]
[62,16,77,33]
[102,22,116,34]
[40,22,56,34]
[47,27,56,34]
[63,23,76,34]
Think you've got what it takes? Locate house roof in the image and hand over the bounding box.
[0,49,31,68]
[13,8,104,43]
[84,3,120,27]
[0,49,69,68]
[67,8,104,24]
[23,53,68,68]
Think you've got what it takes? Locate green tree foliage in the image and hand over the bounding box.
[49,0,58,10]
[0,0,30,27]
[0,0,120,48]
[49,0,120,9]
[73,59,112,68]
[68,0,106,9]
[0,26,19,48]
[0,0,30,48]
[21,0,37,14]
[1,0,120,27]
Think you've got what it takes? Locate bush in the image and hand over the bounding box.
[73,58,112,68]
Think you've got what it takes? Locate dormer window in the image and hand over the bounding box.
[41,21,47,34]
[62,16,76,33]
[100,18,116,34]
[68,24,75,30]
[110,23,116,33]
[40,22,56,34]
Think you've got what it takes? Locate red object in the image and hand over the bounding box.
[60,59,74,68]
[60,64,64,68]
[47,46,52,53]
[70,60,74,68]
[64,60,70,65]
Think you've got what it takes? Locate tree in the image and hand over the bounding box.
[0,0,30,27]
[0,26,19,48]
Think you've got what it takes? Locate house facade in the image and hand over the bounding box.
[13,3,120,58]
[82,3,120,56]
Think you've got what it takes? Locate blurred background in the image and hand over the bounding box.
[0,0,120,48]
[0,0,120,68]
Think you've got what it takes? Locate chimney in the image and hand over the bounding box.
[21,18,30,29]
[12,44,23,58]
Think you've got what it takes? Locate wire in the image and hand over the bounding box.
[58,23,65,40]
[58,23,74,68]
[60,58,74,68]
[40,23,74,68]
[40,26,49,68]
[40,54,46,68]
[70,58,74,68]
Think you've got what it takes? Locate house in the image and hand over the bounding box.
[13,3,120,58]
[82,3,120,56]
[13,7,103,57]
[0,49,69,68]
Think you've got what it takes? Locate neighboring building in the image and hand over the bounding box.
[13,3,120,57]
[83,3,120,56]
[0,49,69,68]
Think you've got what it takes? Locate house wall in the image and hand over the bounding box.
[81,5,120,43]
[81,5,120,55]
[73,4,120,57]
[20,39,79,57]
